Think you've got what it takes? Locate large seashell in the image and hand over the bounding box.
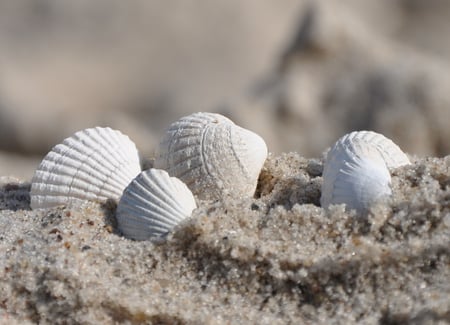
[116,168,197,240]
[321,131,410,215]
[154,112,268,200]
[30,127,141,209]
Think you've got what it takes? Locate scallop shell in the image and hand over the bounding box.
[30,127,141,209]
[154,112,268,200]
[116,168,197,240]
[321,131,410,215]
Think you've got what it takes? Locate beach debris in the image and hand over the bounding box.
[30,127,141,209]
[116,168,197,240]
[154,112,268,200]
[321,131,410,215]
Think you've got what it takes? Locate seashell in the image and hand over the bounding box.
[321,131,410,215]
[30,127,141,209]
[154,112,268,200]
[116,168,197,240]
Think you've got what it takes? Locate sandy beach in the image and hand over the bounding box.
[0,1,450,323]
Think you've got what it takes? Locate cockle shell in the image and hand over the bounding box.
[30,127,141,209]
[116,168,197,240]
[321,131,411,215]
[154,112,268,200]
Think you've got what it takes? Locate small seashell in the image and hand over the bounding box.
[154,112,268,200]
[116,168,197,240]
[321,131,410,215]
[30,127,141,209]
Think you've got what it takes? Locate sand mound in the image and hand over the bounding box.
[0,154,449,324]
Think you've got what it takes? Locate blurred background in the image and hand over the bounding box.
[0,0,449,179]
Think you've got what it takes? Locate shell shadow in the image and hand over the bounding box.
[265,176,322,210]
[101,198,121,236]
[0,181,31,211]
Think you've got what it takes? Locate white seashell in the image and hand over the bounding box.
[321,131,410,215]
[30,127,141,209]
[116,168,197,240]
[154,112,268,200]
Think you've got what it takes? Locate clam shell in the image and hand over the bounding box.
[154,112,268,200]
[30,127,141,209]
[321,131,410,215]
[116,168,197,240]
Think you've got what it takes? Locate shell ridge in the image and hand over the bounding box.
[118,221,168,237]
[148,171,193,212]
[34,190,98,202]
[38,161,129,198]
[122,182,186,218]
[120,223,168,239]
[199,122,214,182]
[118,205,180,228]
[61,135,121,174]
[228,125,250,181]
[171,153,201,173]
[133,170,191,211]
[163,126,202,144]
[44,177,120,197]
[142,171,192,214]
[118,202,181,227]
[163,120,187,171]
[101,128,140,168]
[42,145,76,173]
[66,129,140,200]
[345,130,410,169]
[118,203,181,227]
[43,151,83,173]
[66,148,111,200]
[116,213,169,238]
[70,130,102,153]
[228,126,268,196]
[181,112,232,126]
[166,142,202,167]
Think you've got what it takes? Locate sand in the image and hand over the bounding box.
[0,153,449,324]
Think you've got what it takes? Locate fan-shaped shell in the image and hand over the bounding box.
[154,112,268,200]
[116,169,197,240]
[30,127,141,209]
[321,131,410,215]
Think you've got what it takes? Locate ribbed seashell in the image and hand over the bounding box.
[154,112,268,200]
[116,169,197,240]
[30,127,141,209]
[321,131,411,215]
